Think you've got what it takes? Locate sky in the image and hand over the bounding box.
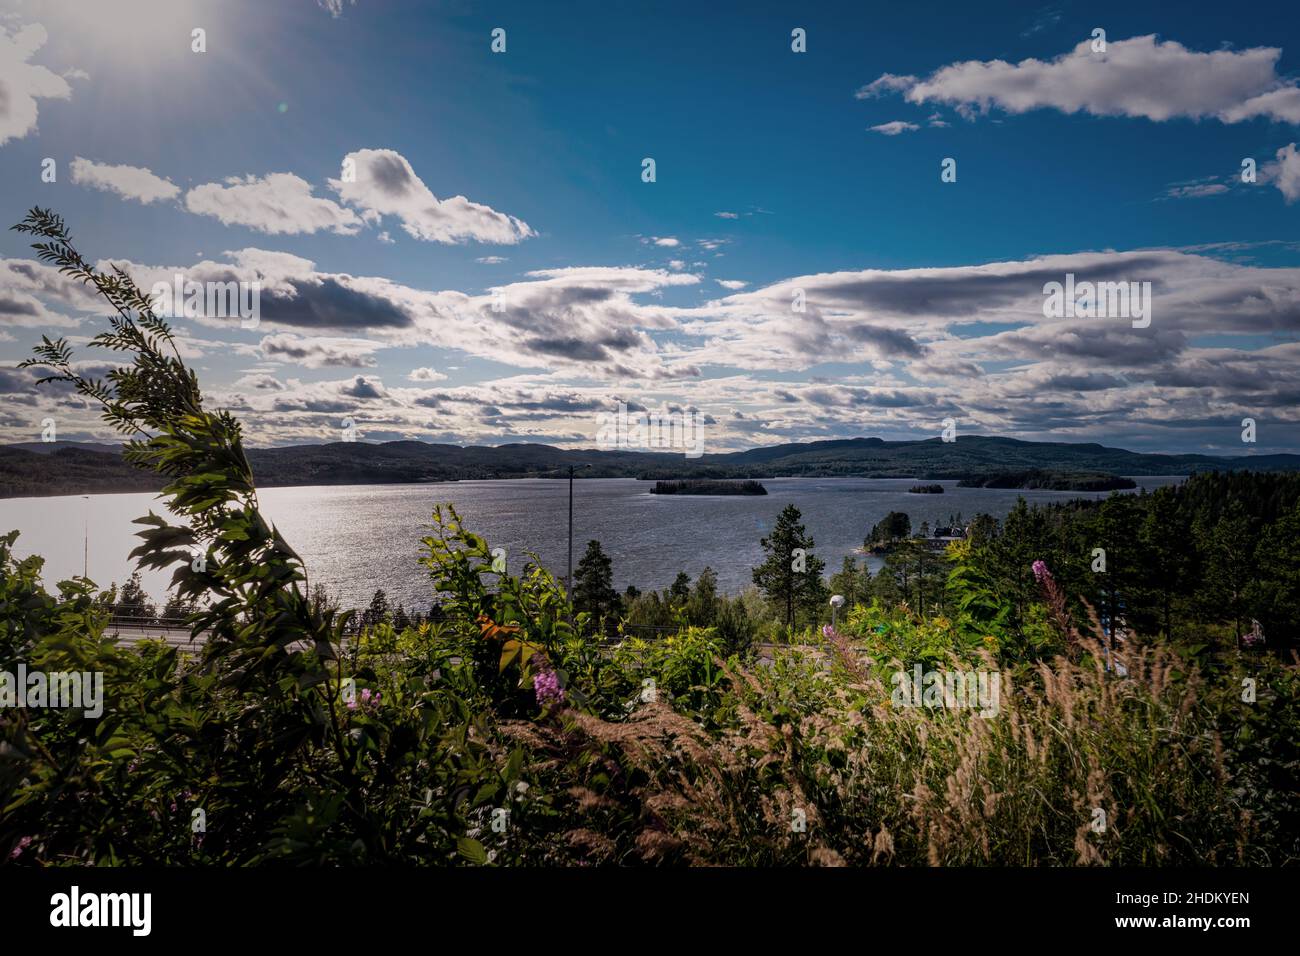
[1,0,1299,456]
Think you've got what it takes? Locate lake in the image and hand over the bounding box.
[0,477,1184,609]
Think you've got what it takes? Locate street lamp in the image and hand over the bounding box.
[564,463,592,601]
[82,494,90,580]
[829,593,845,629]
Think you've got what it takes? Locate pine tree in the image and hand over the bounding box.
[667,571,692,608]
[687,566,718,626]
[574,539,620,632]
[360,588,391,628]
[752,504,827,631]
[115,572,156,624]
[828,555,863,608]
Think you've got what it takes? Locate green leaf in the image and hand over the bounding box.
[457,837,488,865]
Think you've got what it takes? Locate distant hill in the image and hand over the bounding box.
[2,435,1298,498]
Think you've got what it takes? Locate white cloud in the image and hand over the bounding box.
[650,236,680,247]
[0,23,75,146]
[185,173,364,235]
[870,121,920,135]
[70,157,179,204]
[258,333,382,368]
[717,279,748,290]
[476,255,507,264]
[10,242,1300,452]
[1163,181,1230,200]
[855,73,917,99]
[1263,143,1300,203]
[714,211,739,219]
[330,148,534,245]
[883,35,1300,124]
[408,367,447,382]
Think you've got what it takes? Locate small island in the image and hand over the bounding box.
[908,483,945,494]
[650,479,768,496]
[956,470,1137,491]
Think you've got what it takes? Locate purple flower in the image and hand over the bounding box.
[1032,560,1050,583]
[533,667,566,708]
[347,687,381,711]
[9,836,32,860]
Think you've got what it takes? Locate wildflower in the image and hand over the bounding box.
[1032,559,1050,583]
[9,836,32,860]
[347,687,381,711]
[533,667,565,707]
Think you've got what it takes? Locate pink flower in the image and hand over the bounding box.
[1032,560,1050,583]
[533,667,566,707]
[347,687,381,711]
[9,836,32,860]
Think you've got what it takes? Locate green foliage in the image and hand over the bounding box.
[866,510,911,549]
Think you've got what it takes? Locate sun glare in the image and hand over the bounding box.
[25,0,223,66]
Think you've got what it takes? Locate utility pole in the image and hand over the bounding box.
[82,494,89,579]
[567,465,574,599]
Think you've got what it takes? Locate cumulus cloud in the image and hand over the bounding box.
[871,35,1300,124]
[0,23,75,147]
[1263,143,1300,203]
[258,333,381,368]
[11,235,1300,452]
[86,251,701,380]
[329,148,534,245]
[408,367,447,382]
[70,157,179,204]
[676,249,1300,376]
[185,173,364,235]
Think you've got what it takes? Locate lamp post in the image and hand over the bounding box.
[82,494,90,579]
[564,463,591,603]
[567,465,574,597]
[829,593,845,629]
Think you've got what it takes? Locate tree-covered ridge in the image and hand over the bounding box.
[650,479,767,495]
[2,211,1296,867]
[5,431,1300,498]
[956,471,1136,491]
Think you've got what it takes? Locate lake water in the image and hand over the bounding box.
[0,477,1184,609]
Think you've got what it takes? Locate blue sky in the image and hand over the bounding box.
[2,0,1299,455]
